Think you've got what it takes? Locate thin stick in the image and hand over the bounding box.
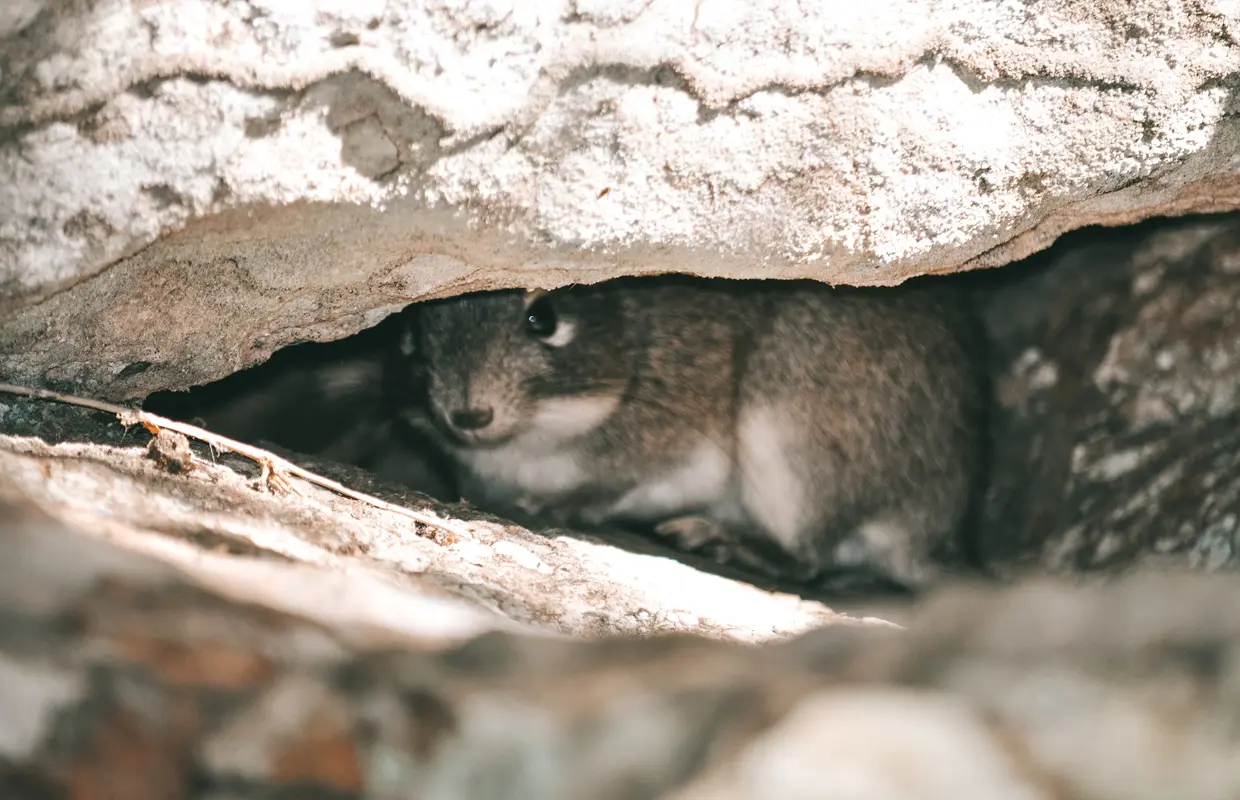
[0,382,469,543]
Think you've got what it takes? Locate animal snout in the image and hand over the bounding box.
[450,406,495,431]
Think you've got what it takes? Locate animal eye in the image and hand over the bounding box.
[525,296,557,338]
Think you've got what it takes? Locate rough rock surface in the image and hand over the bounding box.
[0,420,855,644]
[3,1,1240,398]
[982,215,1240,576]
[8,467,1240,799]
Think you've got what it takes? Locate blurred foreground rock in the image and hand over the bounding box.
[7,462,1240,799]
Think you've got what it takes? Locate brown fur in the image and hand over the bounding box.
[394,275,986,590]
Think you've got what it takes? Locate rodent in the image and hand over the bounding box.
[390,275,987,591]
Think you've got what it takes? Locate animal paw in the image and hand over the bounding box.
[656,516,816,580]
[655,515,730,552]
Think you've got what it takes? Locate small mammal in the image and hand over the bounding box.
[392,275,986,590]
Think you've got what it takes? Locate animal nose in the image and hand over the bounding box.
[450,407,494,431]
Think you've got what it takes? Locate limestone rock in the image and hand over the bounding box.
[3,1,1240,397]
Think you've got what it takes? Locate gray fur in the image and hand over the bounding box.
[394,276,986,589]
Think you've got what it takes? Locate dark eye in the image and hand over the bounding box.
[525,296,557,338]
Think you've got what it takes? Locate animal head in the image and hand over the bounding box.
[399,285,638,447]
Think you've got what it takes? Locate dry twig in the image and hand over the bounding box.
[0,382,469,543]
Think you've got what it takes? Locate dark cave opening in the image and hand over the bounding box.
[143,308,456,501]
[144,314,394,457]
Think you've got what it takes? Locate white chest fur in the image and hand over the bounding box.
[458,435,738,526]
[602,438,736,523]
[461,445,586,500]
[455,395,619,504]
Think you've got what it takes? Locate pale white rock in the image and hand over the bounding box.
[1,0,1239,397]
[0,434,855,644]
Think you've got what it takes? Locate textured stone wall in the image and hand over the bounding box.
[3,0,1240,397]
[983,215,1240,576]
